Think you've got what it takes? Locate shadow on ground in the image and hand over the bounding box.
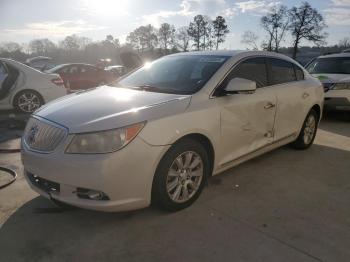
[1,142,350,262]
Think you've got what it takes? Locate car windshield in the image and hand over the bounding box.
[113,55,229,94]
[306,57,350,74]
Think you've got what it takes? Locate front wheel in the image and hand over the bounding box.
[152,138,209,211]
[13,90,44,113]
[290,109,318,150]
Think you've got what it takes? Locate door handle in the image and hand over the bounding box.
[264,102,275,109]
[302,92,309,99]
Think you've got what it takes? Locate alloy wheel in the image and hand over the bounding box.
[166,151,203,203]
[17,92,41,113]
[303,114,316,145]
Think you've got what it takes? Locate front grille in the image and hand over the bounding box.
[26,172,60,194]
[24,117,66,152]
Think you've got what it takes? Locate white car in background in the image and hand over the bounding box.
[22,51,324,212]
[306,53,350,111]
[0,58,67,113]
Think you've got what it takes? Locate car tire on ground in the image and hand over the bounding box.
[152,138,209,211]
[290,109,318,150]
[13,90,44,114]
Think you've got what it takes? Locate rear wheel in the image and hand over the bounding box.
[152,138,209,211]
[290,109,318,150]
[13,90,44,113]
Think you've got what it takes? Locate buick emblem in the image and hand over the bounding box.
[27,125,39,144]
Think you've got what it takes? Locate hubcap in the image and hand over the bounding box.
[18,93,41,113]
[166,151,203,203]
[303,114,316,145]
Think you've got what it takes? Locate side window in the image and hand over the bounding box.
[294,65,304,81]
[225,57,268,88]
[268,58,296,85]
[69,66,79,74]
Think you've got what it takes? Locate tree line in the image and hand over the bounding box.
[0,14,229,64]
[241,2,333,58]
[0,1,348,65]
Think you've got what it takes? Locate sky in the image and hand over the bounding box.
[0,0,349,49]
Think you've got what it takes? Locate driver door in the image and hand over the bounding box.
[216,57,277,166]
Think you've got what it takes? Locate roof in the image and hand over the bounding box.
[167,50,300,65]
[318,53,350,58]
[169,50,246,57]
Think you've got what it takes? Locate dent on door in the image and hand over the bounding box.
[219,89,277,166]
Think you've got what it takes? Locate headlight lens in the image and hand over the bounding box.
[332,82,350,90]
[66,122,145,154]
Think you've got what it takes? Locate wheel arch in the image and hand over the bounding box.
[171,133,215,177]
[310,104,322,122]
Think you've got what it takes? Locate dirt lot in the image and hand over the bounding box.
[0,112,349,262]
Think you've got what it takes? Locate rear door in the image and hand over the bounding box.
[267,58,310,141]
[216,57,277,165]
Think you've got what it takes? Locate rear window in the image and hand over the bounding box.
[268,58,296,85]
[306,57,350,74]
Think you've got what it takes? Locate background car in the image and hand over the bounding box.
[25,56,56,71]
[46,63,116,91]
[306,53,350,111]
[0,58,67,113]
[105,65,126,78]
[21,51,324,212]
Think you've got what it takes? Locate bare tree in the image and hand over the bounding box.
[29,39,56,54]
[176,26,190,51]
[212,16,229,50]
[241,31,259,50]
[261,5,289,52]
[288,2,327,59]
[158,23,176,53]
[0,42,22,53]
[339,37,350,49]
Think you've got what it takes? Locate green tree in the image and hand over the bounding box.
[212,16,229,50]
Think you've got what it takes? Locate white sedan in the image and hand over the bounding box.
[306,53,350,111]
[21,51,324,212]
[0,58,67,113]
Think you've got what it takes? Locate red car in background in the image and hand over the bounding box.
[46,63,116,91]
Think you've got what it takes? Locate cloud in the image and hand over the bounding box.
[235,0,281,14]
[2,20,107,38]
[325,0,350,26]
[141,0,237,27]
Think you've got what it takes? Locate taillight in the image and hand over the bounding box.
[51,77,64,86]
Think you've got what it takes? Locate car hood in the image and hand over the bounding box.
[311,74,350,83]
[34,86,191,133]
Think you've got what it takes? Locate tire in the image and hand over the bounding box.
[152,138,210,212]
[290,109,319,150]
[13,90,44,113]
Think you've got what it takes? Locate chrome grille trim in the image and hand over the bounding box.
[23,117,67,153]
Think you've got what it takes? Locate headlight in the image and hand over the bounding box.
[66,122,145,154]
[332,82,350,90]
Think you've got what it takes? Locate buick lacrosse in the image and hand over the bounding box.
[22,51,324,212]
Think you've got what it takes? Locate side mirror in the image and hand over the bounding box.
[224,78,257,94]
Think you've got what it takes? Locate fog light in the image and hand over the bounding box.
[76,188,109,200]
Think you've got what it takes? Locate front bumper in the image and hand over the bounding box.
[21,136,169,212]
